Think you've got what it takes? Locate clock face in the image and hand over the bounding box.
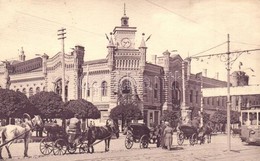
[121,38,131,48]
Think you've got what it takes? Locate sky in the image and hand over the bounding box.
[0,0,260,84]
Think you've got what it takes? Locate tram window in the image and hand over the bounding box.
[242,112,248,125]
[250,112,257,125]
[258,112,260,125]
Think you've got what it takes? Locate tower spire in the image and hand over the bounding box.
[124,3,126,16]
[121,3,129,26]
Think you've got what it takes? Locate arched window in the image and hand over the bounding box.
[55,79,62,95]
[121,79,131,94]
[190,90,193,103]
[143,77,150,96]
[29,88,33,97]
[65,85,68,101]
[43,86,46,92]
[36,87,40,94]
[172,81,181,107]
[154,83,158,99]
[101,81,107,96]
[87,83,90,97]
[92,82,98,96]
[16,89,20,92]
[22,88,27,95]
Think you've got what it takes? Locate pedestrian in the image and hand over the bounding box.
[159,120,166,149]
[163,121,173,151]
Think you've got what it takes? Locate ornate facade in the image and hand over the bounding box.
[0,12,227,126]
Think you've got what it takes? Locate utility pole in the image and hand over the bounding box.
[188,34,260,152]
[227,34,231,152]
[58,28,66,102]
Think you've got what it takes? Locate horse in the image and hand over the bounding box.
[87,119,119,153]
[198,123,213,144]
[0,114,43,159]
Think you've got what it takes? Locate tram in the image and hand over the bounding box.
[240,105,260,145]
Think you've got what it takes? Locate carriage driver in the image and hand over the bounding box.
[67,113,81,145]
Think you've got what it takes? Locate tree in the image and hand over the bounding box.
[0,88,37,123]
[29,91,64,119]
[110,103,143,130]
[63,99,100,119]
[161,110,180,128]
[201,112,210,124]
[210,110,240,124]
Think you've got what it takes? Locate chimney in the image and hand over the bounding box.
[151,55,157,64]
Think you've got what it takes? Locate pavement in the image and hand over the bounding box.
[1,133,260,161]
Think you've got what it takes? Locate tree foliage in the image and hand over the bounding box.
[161,110,181,127]
[63,99,100,119]
[0,88,37,118]
[210,110,240,124]
[29,91,64,118]
[202,112,210,124]
[110,103,143,122]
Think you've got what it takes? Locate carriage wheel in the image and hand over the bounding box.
[39,138,53,155]
[125,135,134,149]
[67,143,77,154]
[140,135,149,149]
[177,132,184,145]
[79,141,88,154]
[189,133,198,146]
[53,139,67,155]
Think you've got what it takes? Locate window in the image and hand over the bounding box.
[22,88,26,95]
[212,97,214,105]
[154,83,158,99]
[172,81,180,106]
[101,81,108,96]
[87,83,90,97]
[143,77,150,96]
[92,82,98,96]
[217,97,220,106]
[29,88,33,97]
[121,79,131,94]
[36,87,40,94]
[190,90,193,103]
[207,98,209,105]
[195,91,199,103]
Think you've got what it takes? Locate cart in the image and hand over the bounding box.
[177,125,198,146]
[124,123,159,149]
[39,123,88,155]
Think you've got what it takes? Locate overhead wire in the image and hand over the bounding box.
[15,10,104,37]
[190,42,227,57]
[231,41,260,47]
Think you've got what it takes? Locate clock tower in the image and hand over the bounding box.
[113,6,136,49]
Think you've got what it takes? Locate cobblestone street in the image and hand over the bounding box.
[3,134,259,161]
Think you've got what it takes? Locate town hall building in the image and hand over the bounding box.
[0,11,227,126]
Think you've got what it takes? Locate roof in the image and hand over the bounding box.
[84,59,107,65]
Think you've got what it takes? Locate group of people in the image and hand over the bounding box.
[157,121,174,151]
[157,118,202,150]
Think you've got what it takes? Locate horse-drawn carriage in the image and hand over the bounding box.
[177,125,198,146]
[39,123,88,155]
[124,123,159,149]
